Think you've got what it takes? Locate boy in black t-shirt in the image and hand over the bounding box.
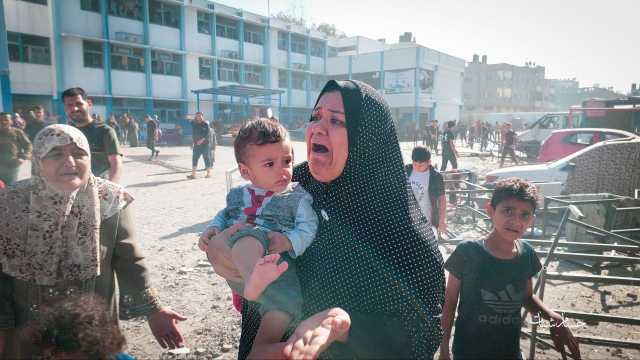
[439,178,580,360]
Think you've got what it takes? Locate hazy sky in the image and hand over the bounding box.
[220,0,638,93]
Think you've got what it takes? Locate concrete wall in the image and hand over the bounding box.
[149,24,180,50]
[61,38,105,94]
[60,0,102,38]
[152,74,181,98]
[9,62,53,95]
[111,70,145,96]
[4,0,50,37]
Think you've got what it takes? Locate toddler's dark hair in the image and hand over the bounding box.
[490,177,539,212]
[411,145,431,162]
[234,118,289,163]
[24,295,125,360]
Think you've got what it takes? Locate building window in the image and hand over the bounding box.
[217,60,239,82]
[244,24,264,45]
[310,39,324,57]
[80,0,100,12]
[199,57,212,80]
[111,44,144,72]
[310,75,326,90]
[278,70,288,88]
[197,11,211,34]
[7,32,51,65]
[291,72,306,90]
[278,31,288,50]
[245,65,264,86]
[149,0,179,28]
[291,34,307,54]
[216,16,237,40]
[151,50,181,76]
[109,0,143,21]
[83,40,103,68]
[20,0,47,5]
[328,46,338,57]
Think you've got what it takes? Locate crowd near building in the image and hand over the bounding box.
[0,0,465,138]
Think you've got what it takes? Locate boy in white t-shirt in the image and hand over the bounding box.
[405,145,447,236]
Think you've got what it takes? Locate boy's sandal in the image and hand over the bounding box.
[186,175,196,179]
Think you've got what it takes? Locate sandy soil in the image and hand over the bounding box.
[112,141,638,359]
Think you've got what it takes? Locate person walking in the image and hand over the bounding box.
[24,106,47,142]
[440,120,459,171]
[127,117,140,147]
[145,115,161,160]
[187,112,212,179]
[500,122,519,167]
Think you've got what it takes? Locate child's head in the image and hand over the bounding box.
[447,120,456,129]
[486,178,539,242]
[234,118,293,192]
[411,145,432,173]
[25,295,125,360]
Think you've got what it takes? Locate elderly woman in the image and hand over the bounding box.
[0,124,186,358]
[206,80,445,359]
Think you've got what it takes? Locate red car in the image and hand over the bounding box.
[537,128,638,162]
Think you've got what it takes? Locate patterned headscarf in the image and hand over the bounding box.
[0,124,133,286]
[239,80,445,358]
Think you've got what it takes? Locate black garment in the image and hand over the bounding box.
[404,164,445,226]
[73,122,121,178]
[445,240,541,359]
[191,120,210,145]
[192,144,211,168]
[24,120,46,142]
[239,80,445,359]
[441,152,458,171]
[442,129,455,154]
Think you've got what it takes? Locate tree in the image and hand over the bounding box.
[272,11,306,27]
[315,23,346,38]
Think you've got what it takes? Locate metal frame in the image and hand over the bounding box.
[192,85,284,121]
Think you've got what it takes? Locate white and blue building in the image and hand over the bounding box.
[0,0,464,134]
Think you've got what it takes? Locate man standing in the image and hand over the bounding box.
[500,122,519,168]
[406,146,447,238]
[0,112,32,185]
[24,105,47,142]
[440,120,459,171]
[63,87,122,182]
[187,112,212,179]
[145,115,160,161]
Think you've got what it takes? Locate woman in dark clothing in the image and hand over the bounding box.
[206,80,445,359]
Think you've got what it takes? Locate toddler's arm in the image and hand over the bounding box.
[283,195,319,257]
[439,273,460,360]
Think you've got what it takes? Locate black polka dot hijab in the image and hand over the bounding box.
[293,80,445,355]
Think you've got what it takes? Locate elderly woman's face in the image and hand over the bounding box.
[305,91,348,183]
[39,143,90,192]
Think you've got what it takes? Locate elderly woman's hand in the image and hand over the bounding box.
[205,223,246,283]
[283,308,351,360]
[147,307,187,349]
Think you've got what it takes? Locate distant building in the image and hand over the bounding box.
[631,84,640,97]
[544,78,580,110]
[463,54,546,115]
[0,0,464,133]
[327,35,465,139]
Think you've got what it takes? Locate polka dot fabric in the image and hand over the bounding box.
[238,80,445,359]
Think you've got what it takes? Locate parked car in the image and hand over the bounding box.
[483,137,640,194]
[537,128,638,162]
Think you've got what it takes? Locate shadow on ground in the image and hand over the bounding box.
[159,220,210,240]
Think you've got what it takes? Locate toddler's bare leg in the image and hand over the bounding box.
[247,310,291,359]
[244,254,288,301]
[231,236,265,283]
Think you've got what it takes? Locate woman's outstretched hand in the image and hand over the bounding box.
[283,308,351,360]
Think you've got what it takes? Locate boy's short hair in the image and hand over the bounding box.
[411,145,431,162]
[447,120,456,128]
[61,87,88,101]
[490,177,539,212]
[234,118,288,163]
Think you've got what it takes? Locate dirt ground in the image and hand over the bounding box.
[110,140,639,359]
